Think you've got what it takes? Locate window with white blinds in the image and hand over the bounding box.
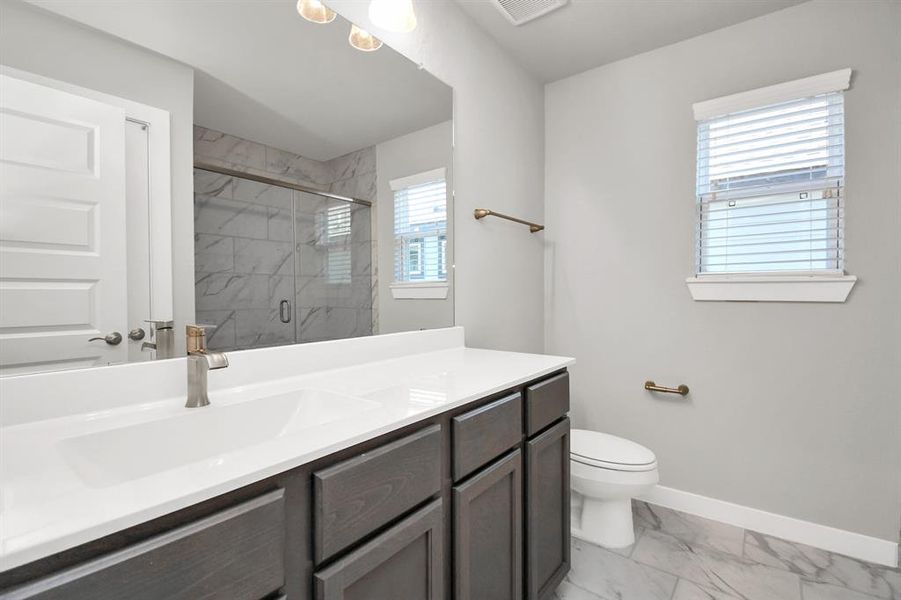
[696,92,845,275]
[318,203,352,283]
[391,168,447,283]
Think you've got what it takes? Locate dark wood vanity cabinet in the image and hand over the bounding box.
[453,449,522,600]
[526,418,571,600]
[0,369,570,600]
[314,500,445,600]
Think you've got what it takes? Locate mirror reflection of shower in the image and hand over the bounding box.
[194,167,373,351]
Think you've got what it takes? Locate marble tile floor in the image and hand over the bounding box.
[555,500,900,600]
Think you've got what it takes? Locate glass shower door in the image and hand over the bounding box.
[195,169,373,350]
[194,169,296,351]
[294,191,372,343]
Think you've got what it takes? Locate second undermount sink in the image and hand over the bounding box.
[59,389,379,488]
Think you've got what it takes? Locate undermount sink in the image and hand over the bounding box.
[59,390,379,488]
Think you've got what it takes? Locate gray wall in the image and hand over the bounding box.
[376,121,454,334]
[0,0,196,352]
[545,0,901,540]
[330,0,546,354]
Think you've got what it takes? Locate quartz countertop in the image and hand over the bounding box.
[0,328,573,572]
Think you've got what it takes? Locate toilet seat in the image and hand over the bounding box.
[571,429,657,473]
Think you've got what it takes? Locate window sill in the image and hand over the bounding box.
[685,275,857,303]
[390,281,449,300]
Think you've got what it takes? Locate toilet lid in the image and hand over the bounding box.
[571,429,657,472]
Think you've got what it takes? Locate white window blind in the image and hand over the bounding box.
[696,92,845,275]
[319,203,352,283]
[392,169,447,283]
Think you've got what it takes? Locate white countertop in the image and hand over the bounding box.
[0,328,573,572]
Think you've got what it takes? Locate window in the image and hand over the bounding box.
[326,204,351,241]
[319,203,352,284]
[391,168,448,298]
[688,69,856,302]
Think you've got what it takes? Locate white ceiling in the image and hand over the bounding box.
[455,0,807,83]
[29,0,452,161]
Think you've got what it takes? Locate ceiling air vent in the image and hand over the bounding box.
[491,0,568,26]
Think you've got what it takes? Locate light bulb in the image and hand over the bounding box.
[368,0,417,33]
[297,0,337,24]
[348,24,383,52]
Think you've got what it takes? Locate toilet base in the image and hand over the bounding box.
[572,496,635,549]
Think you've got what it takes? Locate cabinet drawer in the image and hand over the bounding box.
[524,372,569,436]
[314,499,444,600]
[3,489,286,600]
[314,425,442,564]
[452,393,522,481]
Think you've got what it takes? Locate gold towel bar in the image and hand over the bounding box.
[644,381,690,396]
[474,208,544,233]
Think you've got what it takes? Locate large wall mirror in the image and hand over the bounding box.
[0,0,453,375]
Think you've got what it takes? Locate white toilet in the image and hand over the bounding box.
[570,429,658,548]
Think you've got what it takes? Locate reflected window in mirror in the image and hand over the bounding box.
[391,168,448,284]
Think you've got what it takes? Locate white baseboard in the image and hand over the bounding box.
[638,485,899,568]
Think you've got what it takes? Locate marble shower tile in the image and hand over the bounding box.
[632,529,802,600]
[194,234,234,273]
[351,241,372,276]
[326,147,376,182]
[355,308,373,337]
[295,276,331,307]
[194,310,236,351]
[193,169,232,197]
[268,275,294,308]
[231,178,292,208]
[194,126,266,171]
[671,579,743,600]
[194,195,268,239]
[350,206,373,244]
[633,501,745,555]
[744,531,900,600]
[329,172,377,203]
[802,580,886,600]
[234,238,293,275]
[268,206,294,242]
[553,579,606,600]
[298,306,360,343]
[265,146,332,187]
[568,538,677,600]
[195,273,271,311]
[235,309,294,349]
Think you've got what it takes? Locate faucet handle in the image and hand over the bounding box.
[186,324,216,353]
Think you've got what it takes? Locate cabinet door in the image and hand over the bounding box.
[453,449,522,600]
[314,499,444,600]
[526,418,570,600]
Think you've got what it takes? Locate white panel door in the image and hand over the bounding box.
[0,73,127,375]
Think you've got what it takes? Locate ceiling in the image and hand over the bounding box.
[455,0,807,83]
[29,0,452,161]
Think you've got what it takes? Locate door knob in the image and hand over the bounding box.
[89,331,123,345]
[128,328,146,341]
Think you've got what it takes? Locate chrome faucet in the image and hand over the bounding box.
[185,324,228,408]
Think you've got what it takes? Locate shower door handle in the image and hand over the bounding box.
[279,299,292,323]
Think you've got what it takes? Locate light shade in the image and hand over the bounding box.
[348,24,383,52]
[296,0,337,24]
[368,0,417,33]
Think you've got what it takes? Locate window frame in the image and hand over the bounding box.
[686,69,857,303]
[389,167,449,300]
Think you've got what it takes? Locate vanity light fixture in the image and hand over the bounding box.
[368,0,417,33]
[296,0,337,24]
[348,24,383,52]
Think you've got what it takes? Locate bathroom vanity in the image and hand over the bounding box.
[0,328,573,600]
